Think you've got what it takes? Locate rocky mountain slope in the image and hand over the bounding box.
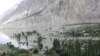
[0,0,100,36]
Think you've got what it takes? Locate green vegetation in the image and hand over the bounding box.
[56,24,100,37]
[38,36,43,50]
[53,39,60,51]
[33,48,39,54]
[45,39,100,56]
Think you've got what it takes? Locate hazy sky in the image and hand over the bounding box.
[0,0,22,16]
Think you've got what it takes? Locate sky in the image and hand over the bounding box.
[0,0,22,16]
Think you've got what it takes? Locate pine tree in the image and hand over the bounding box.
[74,39,81,56]
[53,39,60,53]
[38,36,43,50]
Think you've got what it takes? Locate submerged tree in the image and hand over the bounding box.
[21,32,29,49]
[14,33,21,48]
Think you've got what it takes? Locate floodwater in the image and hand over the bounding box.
[0,32,100,50]
[0,32,33,49]
[0,32,19,48]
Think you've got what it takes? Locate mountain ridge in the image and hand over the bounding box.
[0,0,100,36]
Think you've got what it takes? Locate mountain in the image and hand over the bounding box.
[0,0,100,36]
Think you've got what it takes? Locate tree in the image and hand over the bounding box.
[33,48,39,54]
[21,32,29,49]
[53,39,60,53]
[38,36,43,50]
[14,33,21,48]
[74,39,81,56]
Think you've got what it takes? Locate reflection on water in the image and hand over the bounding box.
[0,32,19,48]
[0,32,11,44]
[0,32,29,49]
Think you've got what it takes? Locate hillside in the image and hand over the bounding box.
[0,0,100,36]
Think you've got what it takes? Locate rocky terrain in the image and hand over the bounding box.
[0,0,100,36]
[0,0,100,49]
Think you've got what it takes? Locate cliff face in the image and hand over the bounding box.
[0,0,100,35]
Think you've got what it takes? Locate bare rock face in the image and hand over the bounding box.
[0,0,100,36]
